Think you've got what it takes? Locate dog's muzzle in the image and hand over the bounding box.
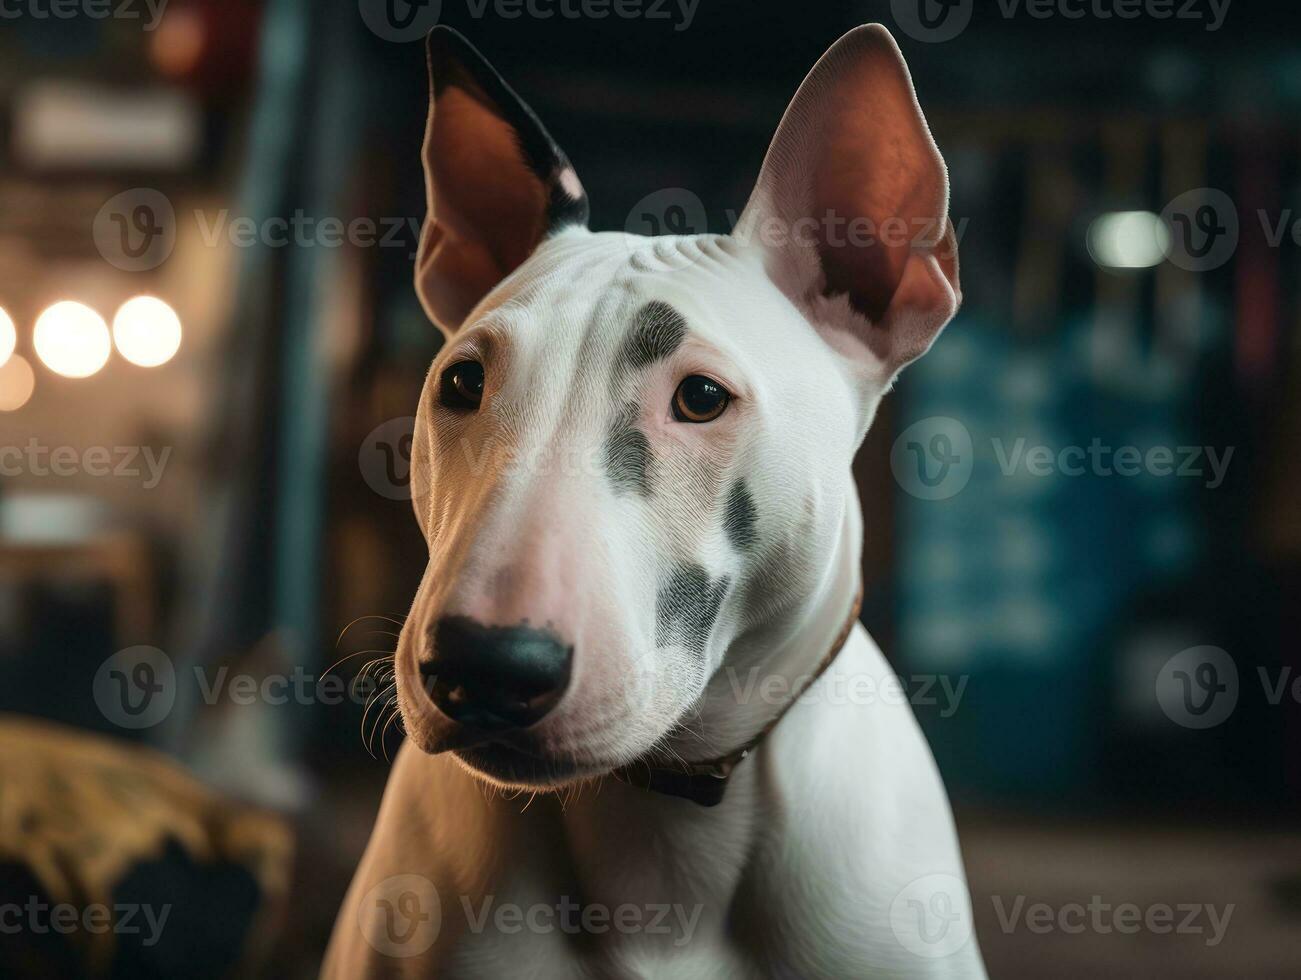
[421,616,573,731]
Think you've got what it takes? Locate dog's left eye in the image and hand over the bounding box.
[440,360,485,411]
[672,375,730,423]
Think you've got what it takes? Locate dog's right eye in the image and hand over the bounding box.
[439,360,485,411]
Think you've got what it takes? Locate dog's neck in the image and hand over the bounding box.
[555,486,865,913]
[660,478,865,767]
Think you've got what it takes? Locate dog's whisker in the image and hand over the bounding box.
[335,615,407,649]
[370,700,391,756]
[370,692,398,752]
[325,646,396,679]
[367,704,393,759]
[324,22,984,974]
[353,655,397,691]
[360,681,397,758]
[359,659,393,684]
[380,708,403,762]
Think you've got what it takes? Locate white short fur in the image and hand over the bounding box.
[323,24,986,978]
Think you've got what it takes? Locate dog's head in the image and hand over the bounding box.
[395,25,960,789]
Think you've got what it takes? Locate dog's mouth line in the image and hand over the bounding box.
[452,741,618,788]
[417,724,612,772]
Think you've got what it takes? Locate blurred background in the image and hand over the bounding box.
[0,1,1298,976]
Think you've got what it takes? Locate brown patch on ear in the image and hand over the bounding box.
[417,28,589,335]
[866,218,961,370]
[418,87,549,321]
[812,27,950,324]
[738,24,960,373]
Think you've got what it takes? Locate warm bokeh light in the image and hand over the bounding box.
[112,296,183,368]
[0,353,36,411]
[33,301,111,378]
[150,9,206,79]
[0,307,14,367]
[1086,210,1170,269]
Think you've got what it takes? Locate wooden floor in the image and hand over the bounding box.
[961,814,1301,979]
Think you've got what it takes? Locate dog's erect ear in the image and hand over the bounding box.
[416,28,590,334]
[737,25,960,377]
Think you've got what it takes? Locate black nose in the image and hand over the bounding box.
[421,617,573,731]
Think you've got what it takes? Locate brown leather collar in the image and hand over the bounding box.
[611,585,864,807]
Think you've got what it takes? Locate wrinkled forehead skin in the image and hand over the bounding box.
[393,25,959,786]
[412,228,871,530]
[404,229,872,757]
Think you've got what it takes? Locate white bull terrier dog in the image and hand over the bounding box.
[324,23,985,978]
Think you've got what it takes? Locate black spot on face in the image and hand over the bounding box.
[656,563,729,655]
[617,301,687,372]
[724,480,758,552]
[604,403,652,496]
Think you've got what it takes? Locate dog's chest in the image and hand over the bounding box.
[511,762,891,977]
